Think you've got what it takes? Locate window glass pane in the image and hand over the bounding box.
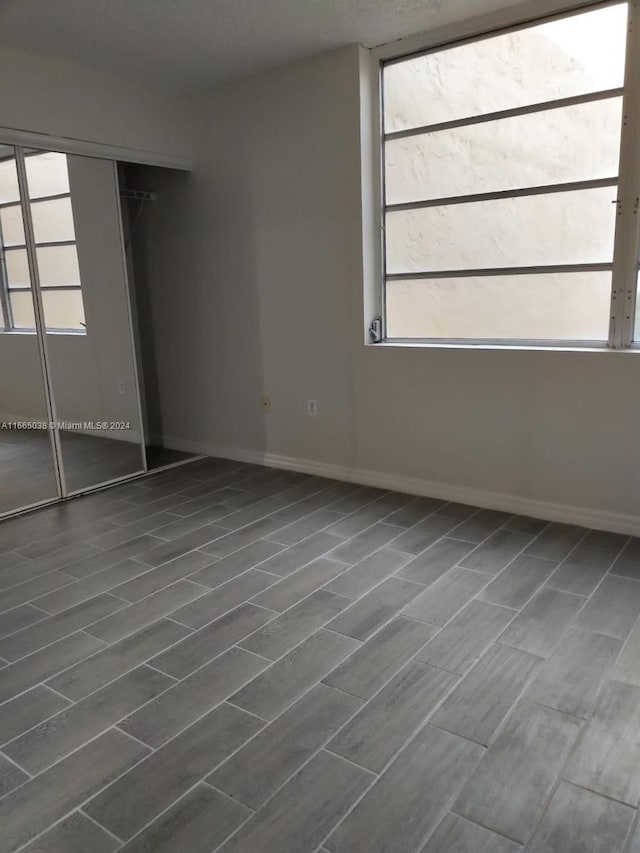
[0,152,20,204]
[42,289,85,331]
[25,152,70,199]
[36,245,81,287]
[384,3,627,132]
[385,97,623,204]
[31,197,76,243]
[385,187,616,273]
[0,205,25,247]
[386,272,611,340]
[9,291,36,329]
[4,249,30,287]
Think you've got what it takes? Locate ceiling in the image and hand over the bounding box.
[0,0,527,94]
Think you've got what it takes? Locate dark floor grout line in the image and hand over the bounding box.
[0,748,33,779]
[231,645,274,664]
[448,803,525,847]
[79,808,126,845]
[142,662,180,681]
[224,699,269,722]
[321,746,379,776]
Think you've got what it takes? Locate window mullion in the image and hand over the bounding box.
[611,0,640,348]
[0,217,14,331]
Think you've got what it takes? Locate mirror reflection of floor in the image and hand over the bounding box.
[58,431,145,493]
[0,428,146,515]
[0,429,58,515]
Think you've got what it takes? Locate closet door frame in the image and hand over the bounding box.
[14,146,67,501]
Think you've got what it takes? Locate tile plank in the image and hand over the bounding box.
[416,599,515,675]
[402,567,490,627]
[150,603,277,679]
[526,781,633,853]
[327,522,403,565]
[449,510,511,543]
[329,661,458,772]
[170,569,278,629]
[189,540,285,588]
[48,619,189,701]
[524,523,586,562]
[239,589,350,660]
[325,547,411,598]
[0,593,126,661]
[257,532,343,576]
[0,685,70,745]
[459,529,531,575]
[117,785,250,853]
[4,665,173,774]
[453,701,582,844]
[0,752,29,797]
[250,558,347,612]
[219,751,373,853]
[86,581,208,644]
[324,616,437,699]
[545,531,628,597]
[0,631,106,704]
[120,647,269,747]
[387,515,458,556]
[432,643,540,745]
[210,683,362,809]
[0,729,149,853]
[20,812,118,853]
[478,554,557,609]
[85,703,263,841]
[574,574,640,639]
[564,679,640,805]
[230,629,359,719]
[420,813,520,853]
[498,587,585,658]
[326,577,425,641]
[396,538,475,586]
[326,725,483,853]
[607,536,640,580]
[33,560,152,614]
[527,627,622,718]
[112,550,216,602]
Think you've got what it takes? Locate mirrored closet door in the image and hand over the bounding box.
[0,144,146,519]
[0,145,60,516]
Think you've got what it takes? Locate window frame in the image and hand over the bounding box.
[0,151,86,335]
[371,0,640,350]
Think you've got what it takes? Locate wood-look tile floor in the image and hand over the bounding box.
[1,457,640,852]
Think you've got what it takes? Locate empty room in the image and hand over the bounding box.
[1,0,640,851]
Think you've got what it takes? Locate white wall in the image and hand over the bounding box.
[130,43,640,532]
[0,46,194,164]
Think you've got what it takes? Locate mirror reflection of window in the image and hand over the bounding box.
[0,149,86,334]
[26,151,86,333]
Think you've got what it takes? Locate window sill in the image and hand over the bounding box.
[369,339,640,354]
[0,329,87,337]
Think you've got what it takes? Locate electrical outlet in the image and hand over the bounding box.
[262,395,272,413]
[117,380,126,395]
[307,399,318,417]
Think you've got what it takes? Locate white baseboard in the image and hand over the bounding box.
[157,434,640,536]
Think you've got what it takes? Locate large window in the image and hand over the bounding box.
[0,149,86,333]
[380,2,640,347]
